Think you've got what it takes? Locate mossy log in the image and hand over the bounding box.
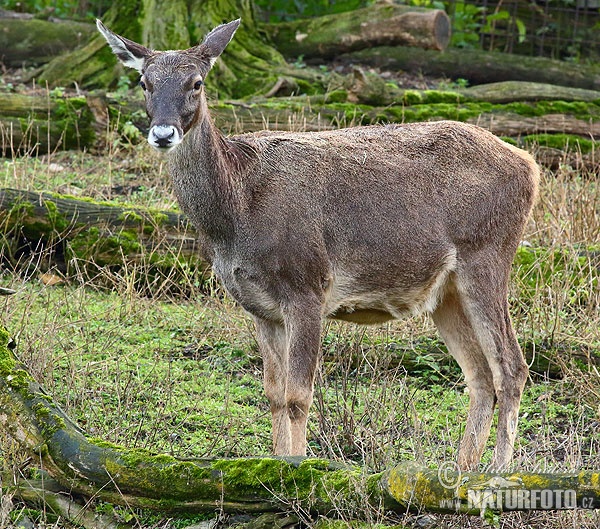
[339,70,600,107]
[0,14,95,66]
[0,92,97,156]
[457,81,600,104]
[476,113,600,137]
[0,188,208,288]
[265,4,451,59]
[1,328,599,520]
[2,84,600,158]
[341,46,600,91]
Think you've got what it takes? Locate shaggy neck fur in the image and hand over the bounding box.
[168,95,254,242]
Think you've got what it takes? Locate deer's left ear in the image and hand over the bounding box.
[200,19,241,67]
[96,19,151,72]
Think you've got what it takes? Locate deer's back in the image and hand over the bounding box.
[242,120,538,253]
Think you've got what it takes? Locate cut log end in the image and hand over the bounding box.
[432,10,451,51]
[358,10,451,52]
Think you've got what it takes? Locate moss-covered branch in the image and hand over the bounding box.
[384,462,600,514]
[1,327,600,521]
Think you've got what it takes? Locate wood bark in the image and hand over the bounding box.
[341,46,600,91]
[0,329,599,520]
[0,14,95,66]
[265,5,451,59]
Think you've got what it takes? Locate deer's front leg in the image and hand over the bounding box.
[284,306,321,455]
[255,318,290,453]
[255,303,321,456]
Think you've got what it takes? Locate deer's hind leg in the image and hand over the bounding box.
[455,256,529,470]
[432,282,497,471]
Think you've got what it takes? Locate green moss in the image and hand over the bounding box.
[107,453,217,500]
[118,210,144,224]
[211,456,359,508]
[87,438,222,499]
[521,133,599,153]
[326,89,348,103]
[0,363,23,387]
[0,330,30,391]
[152,212,168,226]
[67,227,143,265]
[0,327,17,378]
[421,90,463,104]
[43,200,68,233]
[301,96,600,133]
[31,402,50,418]
[295,78,323,95]
[400,90,421,106]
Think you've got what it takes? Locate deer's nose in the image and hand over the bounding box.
[148,125,180,150]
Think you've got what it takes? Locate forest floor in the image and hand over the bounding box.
[0,69,599,528]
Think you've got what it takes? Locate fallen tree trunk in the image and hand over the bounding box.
[457,81,600,104]
[0,14,95,66]
[2,85,600,157]
[0,187,198,260]
[0,327,599,521]
[0,92,97,156]
[341,46,600,91]
[265,4,450,59]
[473,113,600,137]
[0,188,207,291]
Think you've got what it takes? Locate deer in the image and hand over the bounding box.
[97,18,540,471]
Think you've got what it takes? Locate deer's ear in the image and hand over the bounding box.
[200,19,241,67]
[96,19,151,72]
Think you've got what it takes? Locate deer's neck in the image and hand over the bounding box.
[168,110,250,243]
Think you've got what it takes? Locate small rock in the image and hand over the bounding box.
[47,163,66,173]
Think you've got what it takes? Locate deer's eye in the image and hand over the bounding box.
[193,80,203,90]
[139,80,147,90]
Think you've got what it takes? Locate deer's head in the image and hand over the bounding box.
[97,19,240,151]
